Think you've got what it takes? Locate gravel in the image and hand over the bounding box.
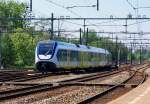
[0,83,29,92]
[1,86,107,104]
[90,87,132,104]
[87,71,130,84]
[24,73,97,83]
[31,86,107,104]
[0,71,131,104]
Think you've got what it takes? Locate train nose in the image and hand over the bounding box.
[36,61,57,72]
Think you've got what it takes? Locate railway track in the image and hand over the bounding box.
[0,71,71,82]
[0,66,128,102]
[0,64,129,82]
[77,64,149,104]
[0,70,40,82]
[60,66,130,83]
[0,64,148,104]
[0,72,50,82]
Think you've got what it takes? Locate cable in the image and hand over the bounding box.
[128,20,150,26]
[45,0,102,30]
[91,19,121,25]
[126,0,136,10]
[63,20,83,26]
[87,24,123,27]
[138,7,150,9]
[45,0,82,17]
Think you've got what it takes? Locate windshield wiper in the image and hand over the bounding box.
[44,47,52,56]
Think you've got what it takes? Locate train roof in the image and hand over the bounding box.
[38,40,111,54]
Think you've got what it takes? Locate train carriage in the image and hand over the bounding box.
[35,40,112,72]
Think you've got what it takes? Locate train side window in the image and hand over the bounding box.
[85,52,88,62]
[102,53,105,61]
[79,51,82,62]
[70,51,78,61]
[57,49,67,61]
[91,52,96,61]
[63,50,67,61]
[56,50,61,61]
[99,53,101,61]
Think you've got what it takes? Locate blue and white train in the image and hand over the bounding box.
[35,40,112,72]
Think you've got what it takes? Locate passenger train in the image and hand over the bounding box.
[35,40,112,72]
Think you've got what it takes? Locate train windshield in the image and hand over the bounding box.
[38,43,54,55]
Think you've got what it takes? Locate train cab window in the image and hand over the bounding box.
[38,43,54,55]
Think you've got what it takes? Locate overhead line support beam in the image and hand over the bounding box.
[1,17,150,21]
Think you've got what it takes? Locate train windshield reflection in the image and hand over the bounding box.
[38,43,54,55]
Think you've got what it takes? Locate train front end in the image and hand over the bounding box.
[35,41,57,72]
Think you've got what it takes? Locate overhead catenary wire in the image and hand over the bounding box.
[137,7,150,9]
[45,0,82,18]
[3,0,150,39]
[63,20,83,26]
[44,0,102,30]
[90,19,122,25]
[127,20,150,26]
[2,29,150,35]
[126,0,136,10]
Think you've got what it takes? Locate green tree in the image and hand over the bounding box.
[1,34,15,67]
[0,0,27,31]
[83,30,97,43]
[0,1,29,68]
[11,28,35,67]
[82,31,129,63]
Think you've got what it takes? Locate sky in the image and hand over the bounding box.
[14,0,150,17]
[13,0,150,48]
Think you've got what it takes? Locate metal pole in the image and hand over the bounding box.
[51,13,54,39]
[118,44,121,66]
[96,38,99,47]
[115,36,118,66]
[58,19,60,37]
[79,28,82,44]
[126,47,128,64]
[130,43,133,65]
[86,28,88,45]
[0,31,1,69]
[125,19,128,33]
[30,0,32,12]
[118,41,120,65]
[83,19,86,44]
[140,45,142,64]
[97,0,99,11]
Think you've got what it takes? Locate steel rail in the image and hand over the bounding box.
[59,67,128,83]
[77,64,149,104]
[0,67,127,101]
[0,84,66,101]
